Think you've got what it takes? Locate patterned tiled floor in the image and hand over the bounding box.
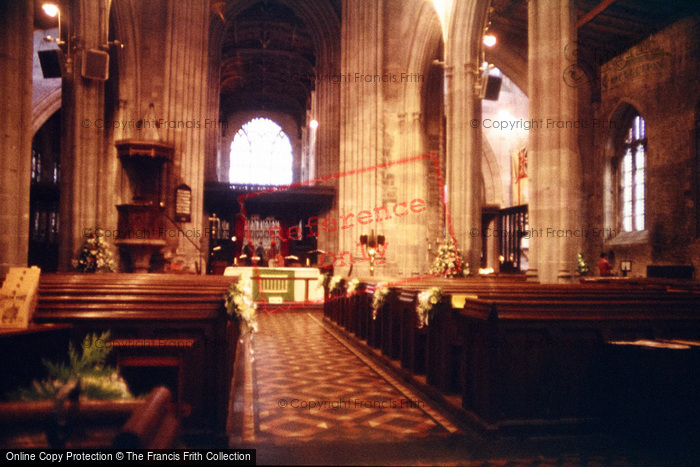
[247,310,457,444]
[230,310,689,466]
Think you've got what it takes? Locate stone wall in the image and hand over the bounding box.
[587,16,700,278]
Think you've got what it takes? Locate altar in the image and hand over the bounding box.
[224,266,323,303]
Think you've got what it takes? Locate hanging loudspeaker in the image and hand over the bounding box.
[82,49,109,81]
[479,73,502,101]
[38,49,64,78]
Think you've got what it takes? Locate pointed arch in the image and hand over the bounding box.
[229,118,293,186]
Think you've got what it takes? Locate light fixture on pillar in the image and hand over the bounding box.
[309,119,319,129]
[42,2,59,18]
[42,2,62,46]
[39,2,67,78]
[211,1,227,22]
[360,230,385,277]
[40,2,123,80]
[474,6,501,101]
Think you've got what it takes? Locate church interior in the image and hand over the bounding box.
[2,0,700,464]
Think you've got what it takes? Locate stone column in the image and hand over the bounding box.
[444,61,484,274]
[58,0,115,271]
[334,0,385,276]
[160,1,212,273]
[527,0,582,283]
[394,110,429,276]
[0,1,33,276]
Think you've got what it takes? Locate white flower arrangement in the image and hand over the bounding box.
[416,286,443,328]
[316,273,331,294]
[72,234,118,273]
[224,276,258,334]
[429,237,467,277]
[328,275,345,295]
[346,278,360,296]
[371,283,390,320]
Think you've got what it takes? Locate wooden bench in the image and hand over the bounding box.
[0,386,181,448]
[324,276,700,434]
[112,386,181,449]
[455,296,700,433]
[347,279,674,381]
[33,273,239,446]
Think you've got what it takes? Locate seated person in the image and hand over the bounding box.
[267,242,285,267]
[597,252,613,276]
[254,242,265,265]
[241,242,254,266]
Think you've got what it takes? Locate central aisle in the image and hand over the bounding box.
[231,310,641,465]
[248,310,458,443]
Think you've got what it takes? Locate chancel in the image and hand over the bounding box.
[1,0,700,464]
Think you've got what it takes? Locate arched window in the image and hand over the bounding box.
[229,118,293,185]
[619,113,646,232]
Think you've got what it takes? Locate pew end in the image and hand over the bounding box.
[112,386,182,449]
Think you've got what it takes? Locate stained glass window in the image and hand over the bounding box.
[229,118,293,185]
[620,115,645,232]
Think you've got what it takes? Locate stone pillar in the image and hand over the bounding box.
[334,0,385,276]
[58,1,114,271]
[393,110,430,276]
[444,61,483,274]
[527,0,582,283]
[160,1,212,273]
[0,1,33,277]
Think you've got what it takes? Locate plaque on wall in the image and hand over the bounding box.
[175,184,192,223]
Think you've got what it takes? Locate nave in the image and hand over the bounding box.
[231,310,649,466]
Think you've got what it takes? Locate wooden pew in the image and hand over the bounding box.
[112,386,181,449]
[0,386,181,448]
[455,296,700,433]
[395,278,698,389]
[411,280,699,398]
[33,273,238,446]
[325,275,700,435]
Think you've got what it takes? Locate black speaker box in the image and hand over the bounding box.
[480,74,502,101]
[82,49,110,81]
[38,49,64,78]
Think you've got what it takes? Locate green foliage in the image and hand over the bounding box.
[577,251,590,275]
[6,331,132,401]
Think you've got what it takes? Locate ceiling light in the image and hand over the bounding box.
[42,3,59,18]
[483,35,496,47]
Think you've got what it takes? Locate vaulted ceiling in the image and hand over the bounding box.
[219,1,324,128]
[217,0,700,121]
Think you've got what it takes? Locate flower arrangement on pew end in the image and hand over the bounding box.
[371,283,390,320]
[224,275,258,335]
[317,273,332,298]
[345,278,360,296]
[7,331,132,401]
[429,237,468,277]
[416,287,443,328]
[328,275,346,296]
[72,234,118,273]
